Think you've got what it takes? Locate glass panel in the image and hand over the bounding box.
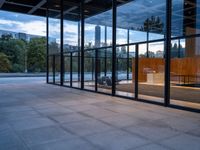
[48,56,53,83]
[72,52,81,88]
[116,45,135,97]
[55,55,60,84]
[117,0,166,45]
[48,0,61,84]
[84,50,95,90]
[172,0,200,37]
[63,2,81,88]
[84,1,112,48]
[64,53,71,86]
[138,42,165,103]
[97,48,112,94]
[170,37,200,109]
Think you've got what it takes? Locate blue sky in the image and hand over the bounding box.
[0,9,166,54]
[0,10,46,36]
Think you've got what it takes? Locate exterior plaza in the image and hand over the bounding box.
[0,0,200,150]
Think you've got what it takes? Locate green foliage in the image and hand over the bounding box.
[0,36,26,72]
[27,37,46,72]
[0,52,11,72]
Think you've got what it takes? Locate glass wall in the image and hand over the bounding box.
[170,0,200,109]
[63,2,81,88]
[84,0,113,93]
[116,0,166,102]
[47,0,200,111]
[48,0,61,85]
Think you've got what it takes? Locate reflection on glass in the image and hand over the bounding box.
[172,0,200,37]
[84,50,95,90]
[116,46,135,97]
[48,2,61,85]
[97,48,112,94]
[170,37,200,109]
[138,42,165,103]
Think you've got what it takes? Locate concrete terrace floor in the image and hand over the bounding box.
[0,80,200,150]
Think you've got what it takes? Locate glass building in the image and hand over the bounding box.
[1,0,200,112]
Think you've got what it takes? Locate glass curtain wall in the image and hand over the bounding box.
[116,0,166,103]
[170,0,200,109]
[47,0,200,111]
[63,2,81,88]
[48,0,61,85]
[84,0,113,93]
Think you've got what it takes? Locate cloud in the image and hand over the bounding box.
[0,18,46,36]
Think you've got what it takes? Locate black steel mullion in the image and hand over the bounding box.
[112,0,116,96]
[135,44,139,100]
[105,26,107,76]
[46,0,49,83]
[178,39,181,58]
[70,53,72,87]
[60,0,64,86]
[165,0,172,106]
[53,55,55,84]
[81,0,85,89]
[78,22,81,83]
[147,29,149,58]
[95,49,98,92]
[127,29,130,80]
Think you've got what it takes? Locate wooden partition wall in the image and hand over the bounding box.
[132,56,200,83]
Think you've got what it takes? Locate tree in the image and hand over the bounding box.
[1,34,13,41]
[0,37,26,72]
[140,16,164,33]
[0,52,11,72]
[27,37,46,72]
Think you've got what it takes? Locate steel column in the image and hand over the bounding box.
[135,44,139,100]
[112,0,116,96]
[60,0,64,86]
[46,0,49,83]
[105,26,107,76]
[81,0,85,89]
[95,49,98,92]
[70,53,72,87]
[127,29,130,80]
[164,0,172,106]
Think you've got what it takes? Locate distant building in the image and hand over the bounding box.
[0,29,46,41]
[15,32,27,41]
[95,25,101,47]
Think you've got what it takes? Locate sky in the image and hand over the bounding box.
[0,9,172,55]
[0,10,46,36]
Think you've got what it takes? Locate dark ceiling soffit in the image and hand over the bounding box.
[28,0,47,14]
[0,0,6,8]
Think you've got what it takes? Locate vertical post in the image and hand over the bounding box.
[70,53,72,87]
[78,22,81,82]
[105,26,107,76]
[147,33,149,58]
[60,0,64,86]
[95,49,98,92]
[92,57,94,81]
[127,29,130,80]
[165,0,172,106]
[46,0,49,83]
[178,39,181,58]
[135,44,139,100]
[81,0,85,89]
[147,19,149,58]
[53,55,55,84]
[112,0,116,96]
